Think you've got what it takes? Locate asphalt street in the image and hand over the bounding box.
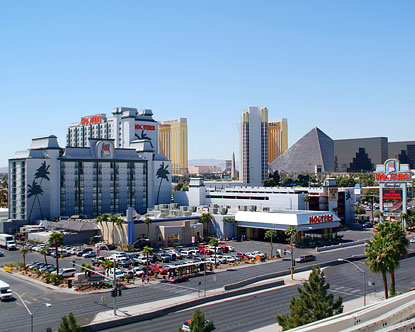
[103,255,415,332]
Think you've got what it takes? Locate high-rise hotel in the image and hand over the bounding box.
[239,107,269,186]
[158,118,188,175]
[268,118,288,164]
[9,107,172,221]
[239,107,288,186]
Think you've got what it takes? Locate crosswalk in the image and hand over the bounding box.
[331,285,362,296]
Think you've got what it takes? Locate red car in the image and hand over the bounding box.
[150,264,168,275]
[236,252,249,258]
[169,275,189,283]
[219,246,229,253]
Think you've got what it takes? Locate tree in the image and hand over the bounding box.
[200,213,213,241]
[264,230,278,258]
[81,263,92,278]
[57,312,81,332]
[365,233,398,299]
[304,195,310,210]
[276,266,343,330]
[227,217,237,239]
[209,237,219,268]
[40,245,49,265]
[20,247,28,273]
[102,259,113,273]
[144,216,152,239]
[400,212,408,230]
[375,221,409,296]
[143,245,153,279]
[156,162,170,204]
[178,309,214,332]
[49,232,64,276]
[96,213,110,242]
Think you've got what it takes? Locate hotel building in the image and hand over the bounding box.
[238,107,268,186]
[268,118,288,164]
[158,118,188,175]
[9,107,172,221]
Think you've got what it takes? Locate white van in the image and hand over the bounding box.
[0,280,13,301]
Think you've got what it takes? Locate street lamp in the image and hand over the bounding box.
[338,258,366,306]
[289,226,312,280]
[14,291,51,332]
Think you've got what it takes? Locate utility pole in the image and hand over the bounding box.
[113,258,117,316]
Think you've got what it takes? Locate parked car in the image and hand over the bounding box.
[77,248,93,257]
[107,269,125,280]
[82,251,97,258]
[226,245,235,252]
[55,268,77,278]
[362,222,373,228]
[150,264,168,275]
[0,251,4,257]
[182,319,211,332]
[295,255,316,263]
[169,275,189,283]
[236,252,249,259]
[132,267,145,277]
[180,250,193,258]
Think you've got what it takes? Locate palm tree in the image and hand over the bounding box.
[115,216,126,243]
[375,221,409,296]
[49,232,64,276]
[200,213,213,241]
[40,245,49,265]
[285,226,297,280]
[156,162,170,204]
[20,247,28,273]
[143,245,153,279]
[209,238,219,268]
[227,217,238,239]
[81,263,92,278]
[304,194,310,210]
[144,217,152,239]
[110,214,120,245]
[400,212,408,231]
[35,161,51,183]
[264,230,278,258]
[365,233,398,299]
[102,259,113,274]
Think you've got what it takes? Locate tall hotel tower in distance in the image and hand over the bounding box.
[268,118,288,164]
[158,118,188,175]
[238,107,268,186]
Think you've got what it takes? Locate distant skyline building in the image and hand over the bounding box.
[158,118,188,175]
[238,107,268,186]
[268,118,288,164]
[231,151,236,179]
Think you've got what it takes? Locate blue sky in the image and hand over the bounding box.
[1,1,414,166]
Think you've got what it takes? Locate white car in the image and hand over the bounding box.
[54,268,76,278]
[410,237,415,244]
[250,251,265,258]
[226,246,235,252]
[224,256,236,263]
[107,269,125,280]
[132,267,144,277]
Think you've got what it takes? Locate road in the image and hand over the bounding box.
[0,243,371,332]
[103,255,415,332]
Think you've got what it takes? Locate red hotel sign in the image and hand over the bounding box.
[375,173,410,182]
[81,115,102,125]
[309,215,333,224]
[135,124,155,130]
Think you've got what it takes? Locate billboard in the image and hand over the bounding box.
[382,185,403,216]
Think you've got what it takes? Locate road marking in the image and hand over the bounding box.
[20,292,28,297]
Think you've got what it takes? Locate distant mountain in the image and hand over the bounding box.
[0,167,8,173]
[188,159,239,170]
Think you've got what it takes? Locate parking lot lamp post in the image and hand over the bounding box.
[113,258,117,316]
[338,258,366,306]
[14,291,51,332]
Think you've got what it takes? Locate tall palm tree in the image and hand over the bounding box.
[375,221,409,296]
[34,161,51,183]
[143,246,153,279]
[115,216,126,243]
[365,233,397,299]
[20,247,28,273]
[144,217,152,239]
[40,245,49,265]
[200,213,213,241]
[110,214,120,245]
[156,162,170,204]
[209,237,219,268]
[49,232,64,276]
[285,226,297,280]
[400,212,408,231]
[227,217,238,239]
[264,230,278,258]
[304,194,310,210]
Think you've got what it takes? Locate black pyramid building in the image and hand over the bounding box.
[270,127,334,173]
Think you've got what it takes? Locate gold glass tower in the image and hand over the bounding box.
[158,118,188,175]
[268,118,288,164]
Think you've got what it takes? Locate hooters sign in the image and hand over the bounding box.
[375,159,411,183]
[81,115,102,125]
[309,214,334,224]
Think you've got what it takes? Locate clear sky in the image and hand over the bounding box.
[1,1,414,167]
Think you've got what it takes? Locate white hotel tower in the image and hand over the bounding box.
[238,107,268,186]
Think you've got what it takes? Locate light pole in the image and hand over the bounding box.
[338,258,366,306]
[289,226,312,280]
[14,291,51,332]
